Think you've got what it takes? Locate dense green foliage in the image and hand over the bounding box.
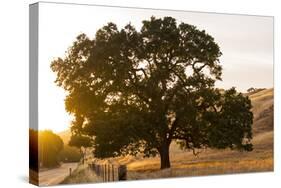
[69,134,92,163]
[30,129,81,169]
[39,130,64,168]
[51,16,253,169]
[247,87,266,94]
[59,145,82,163]
[69,134,92,149]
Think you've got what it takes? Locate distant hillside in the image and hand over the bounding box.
[249,88,273,135]
[58,130,71,144]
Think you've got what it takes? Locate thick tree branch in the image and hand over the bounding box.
[192,61,208,74]
[133,68,148,79]
[168,117,179,142]
[169,69,190,95]
[192,148,203,156]
[145,59,153,76]
[127,72,151,105]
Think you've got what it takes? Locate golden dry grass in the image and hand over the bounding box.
[127,158,273,180]
[124,135,273,180]
[61,163,103,184]
[250,88,273,133]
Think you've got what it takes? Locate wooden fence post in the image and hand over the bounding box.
[112,164,114,181]
[69,168,72,176]
[118,165,127,180]
[104,164,106,181]
[108,164,110,181]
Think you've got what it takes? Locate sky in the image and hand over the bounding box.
[38,2,273,133]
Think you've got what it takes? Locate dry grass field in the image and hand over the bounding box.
[61,163,103,184]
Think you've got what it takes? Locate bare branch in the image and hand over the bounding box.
[192,148,203,156]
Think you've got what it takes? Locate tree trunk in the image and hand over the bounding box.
[159,143,171,169]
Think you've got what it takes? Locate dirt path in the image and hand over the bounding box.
[39,163,78,186]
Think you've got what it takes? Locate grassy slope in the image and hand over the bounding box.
[250,88,274,135]
[61,164,103,184]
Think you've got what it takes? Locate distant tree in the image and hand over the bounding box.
[69,134,92,164]
[247,87,266,94]
[39,130,64,168]
[59,145,83,163]
[247,87,256,93]
[51,16,253,169]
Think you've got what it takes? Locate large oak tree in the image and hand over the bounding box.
[51,17,253,169]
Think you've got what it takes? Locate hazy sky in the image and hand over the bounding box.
[38,2,273,132]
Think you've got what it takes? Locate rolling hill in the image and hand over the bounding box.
[250,88,274,135]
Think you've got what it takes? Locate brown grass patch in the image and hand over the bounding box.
[127,157,273,180]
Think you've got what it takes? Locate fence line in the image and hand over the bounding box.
[88,160,127,182]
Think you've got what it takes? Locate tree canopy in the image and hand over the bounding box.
[59,144,83,163]
[69,134,92,163]
[51,16,253,169]
[69,134,92,149]
[39,130,64,168]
